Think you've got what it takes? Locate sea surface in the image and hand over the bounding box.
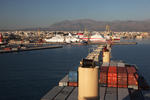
[0,45,95,100]
[0,40,150,100]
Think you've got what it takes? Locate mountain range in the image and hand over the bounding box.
[47,19,150,31]
[2,19,150,31]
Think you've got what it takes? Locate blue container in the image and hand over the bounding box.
[68,71,77,82]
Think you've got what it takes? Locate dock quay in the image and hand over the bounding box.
[88,42,137,45]
[9,41,137,45]
[41,44,149,100]
[0,45,63,53]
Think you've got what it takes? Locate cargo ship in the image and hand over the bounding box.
[41,45,150,100]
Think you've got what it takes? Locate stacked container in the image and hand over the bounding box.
[68,71,78,87]
[100,67,108,86]
[59,75,68,86]
[117,67,127,88]
[134,72,139,80]
[127,66,138,89]
[108,66,117,87]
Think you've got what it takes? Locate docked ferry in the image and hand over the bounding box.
[80,33,107,42]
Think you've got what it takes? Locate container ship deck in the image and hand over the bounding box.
[41,45,150,100]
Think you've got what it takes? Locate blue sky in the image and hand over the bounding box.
[0,0,150,29]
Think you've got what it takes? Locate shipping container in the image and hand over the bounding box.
[101,62,109,67]
[68,82,78,87]
[100,67,108,86]
[128,85,138,90]
[100,67,108,72]
[100,72,107,84]
[127,66,137,74]
[135,73,139,79]
[117,62,125,67]
[108,66,117,87]
[128,74,138,85]
[126,65,139,90]
[108,76,117,87]
[110,61,117,66]
[118,67,126,73]
[118,77,127,88]
[108,66,117,73]
[68,71,77,82]
[128,73,138,90]
[117,67,128,88]
[59,75,68,86]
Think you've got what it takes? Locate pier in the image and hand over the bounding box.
[0,45,63,53]
[8,41,137,45]
[88,41,137,45]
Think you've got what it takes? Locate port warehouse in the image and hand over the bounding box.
[41,45,150,100]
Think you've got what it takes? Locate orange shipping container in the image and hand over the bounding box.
[100,72,107,84]
[108,84,117,87]
[107,66,117,87]
[134,73,139,79]
[128,74,138,85]
[108,66,117,73]
[118,77,127,88]
[118,67,126,73]
[100,67,108,72]
[127,66,137,74]
[108,76,117,88]
[68,82,78,87]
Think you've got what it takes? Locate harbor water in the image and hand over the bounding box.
[0,40,150,100]
[112,40,150,85]
[0,45,94,100]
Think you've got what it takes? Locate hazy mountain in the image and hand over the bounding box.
[1,19,150,31]
[47,19,150,31]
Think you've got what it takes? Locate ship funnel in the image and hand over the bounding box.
[102,47,110,63]
[78,59,99,100]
